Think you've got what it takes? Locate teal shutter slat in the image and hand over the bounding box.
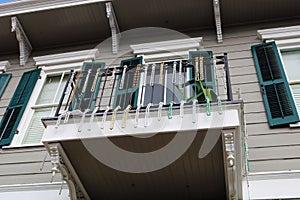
[71,62,105,111]
[251,41,299,127]
[0,68,41,147]
[114,57,143,109]
[0,73,12,98]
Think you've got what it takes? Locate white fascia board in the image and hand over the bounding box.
[249,178,300,199]
[33,49,98,66]
[0,0,109,18]
[130,37,203,55]
[257,25,300,41]
[0,60,10,73]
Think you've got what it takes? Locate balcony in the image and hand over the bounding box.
[41,53,248,199]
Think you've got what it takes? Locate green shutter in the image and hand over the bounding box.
[114,57,143,109]
[0,73,12,98]
[251,41,299,127]
[0,68,41,147]
[70,62,105,111]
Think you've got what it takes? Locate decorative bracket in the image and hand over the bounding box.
[222,130,238,200]
[106,2,120,54]
[48,143,90,200]
[213,0,223,43]
[11,16,32,66]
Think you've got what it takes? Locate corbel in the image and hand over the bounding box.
[106,2,120,54]
[11,16,32,66]
[48,143,90,200]
[213,0,223,43]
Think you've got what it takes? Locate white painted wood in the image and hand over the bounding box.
[33,49,98,66]
[43,109,241,143]
[249,178,300,199]
[0,0,108,17]
[0,61,10,73]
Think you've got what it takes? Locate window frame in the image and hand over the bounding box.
[6,49,98,148]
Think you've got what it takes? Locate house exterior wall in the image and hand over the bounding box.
[0,18,300,199]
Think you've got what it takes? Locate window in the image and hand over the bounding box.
[281,50,300,116]
[0,68,41,147]
[251,42,299,127]
[0,60,11,98]
[256,25,300,127]
[4,49,98,147]
[22,73,69,144]
[0,73,11,98]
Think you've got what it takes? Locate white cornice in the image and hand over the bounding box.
[257,25,300,49]
[0,0,109,18]
[0,60,10,73]
[130,37,202,62]
[33,49,98,66]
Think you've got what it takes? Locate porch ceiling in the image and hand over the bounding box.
[61,130,227,199]
[0,0,300,55]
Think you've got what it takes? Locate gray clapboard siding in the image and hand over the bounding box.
[249,146,300,161]
[0,173,62,186]
[248,133,300,148]
[0,161,52,176]
[0,148,49,165]
[250,159,300,172]
[247,123,300,135]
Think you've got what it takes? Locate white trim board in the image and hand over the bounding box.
[0,60,10,73]
[33,49,98,66]
[249,178,300,199]
[0,0,109,18]
[257,25,300,49]
[130,37,202,62]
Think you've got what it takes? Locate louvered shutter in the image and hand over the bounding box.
[251,41,299,127]
[0,68,41,147]
[0,73,12,98]
[71,62,105,111]
[114,57,143,109]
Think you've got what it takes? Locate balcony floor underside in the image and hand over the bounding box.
[61,130,227,199]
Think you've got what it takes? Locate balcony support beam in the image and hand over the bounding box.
[213,0,223,43]
[106,2,120,54]
[11,16,32,66]
[48,143,90,200]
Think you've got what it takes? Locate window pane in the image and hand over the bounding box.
[22,108,52,144]
[281,50,300,82]
[291,84,300,113]
[36,75,61,104]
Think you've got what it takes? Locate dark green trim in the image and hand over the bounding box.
[70,62,105,111]
[0,73,12,98]
[251,41,299,127]
[114,56,143,109]
[0,68,41,147]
